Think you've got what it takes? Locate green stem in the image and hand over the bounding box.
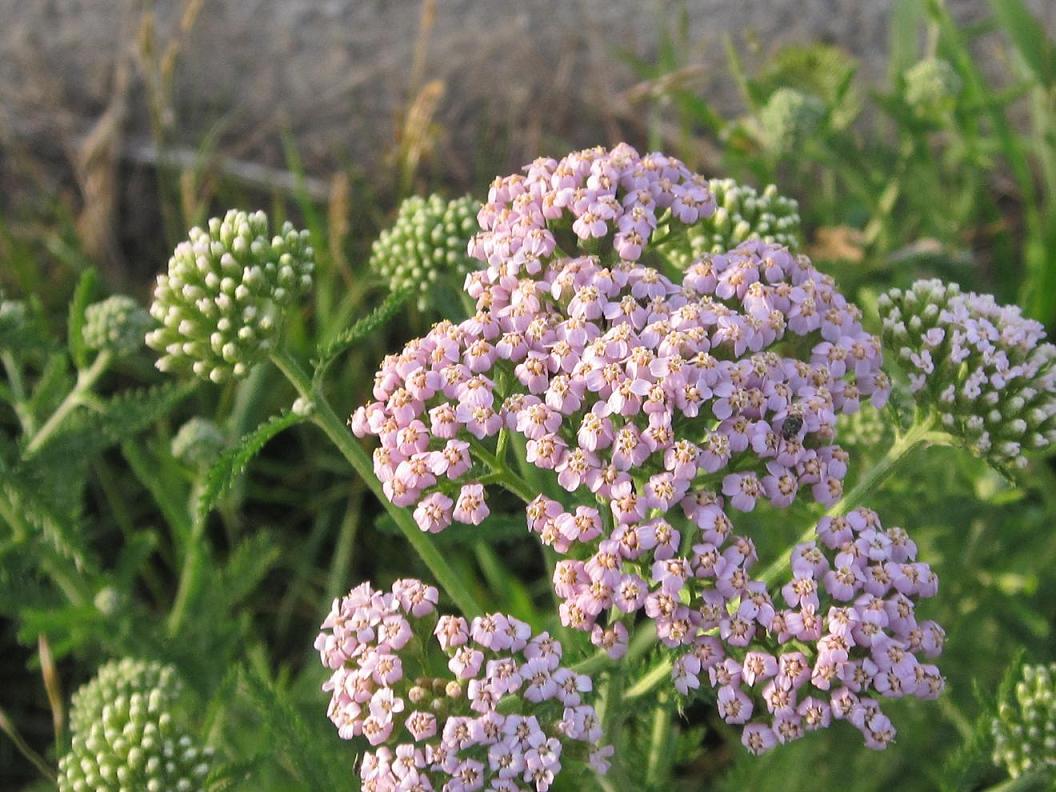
[166,479,207,636]
[625,657,674,700]
[0,705,56,783]
[645,691,673,789]
[270,348,483,618]
[468,437,536,503]
[1,350,34,434]
[24,351,112,456]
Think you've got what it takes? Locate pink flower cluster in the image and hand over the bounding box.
[469,144,714,270]
[668,508,944,753]
[315,579,609,791]
[344,144,939,754]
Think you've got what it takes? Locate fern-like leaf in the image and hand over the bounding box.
[235,665,350,791]
[314,287,410,381]
[196,411,303,527]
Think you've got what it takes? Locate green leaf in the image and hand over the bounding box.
[235,665,349,791]
[314,287,411,380]
[989,0,1054,86]
[67,268,97,369]
[196,410,304,527]
[0,473,93,570]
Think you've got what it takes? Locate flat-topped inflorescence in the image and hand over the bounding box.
[370,194,480,311]
[350,143,890,680]
[878,279,1056,470]
[315,578,610,790]
[59,659,213,792]
[992,662,1056,779]
[83,296,152,358]
[146,210,314,383]
[664,179,801,269]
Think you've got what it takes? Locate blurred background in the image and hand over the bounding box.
[2,0,1056,789]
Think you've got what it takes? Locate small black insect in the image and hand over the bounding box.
[781,414,804,440]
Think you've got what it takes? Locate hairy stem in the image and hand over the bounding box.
[24,351,112,456]
[270,348,483,618]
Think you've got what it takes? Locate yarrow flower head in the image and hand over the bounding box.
[59,660,213,792]
[903,58,962,120]
[669,507,944,753]
[171,417,226,470]
[370,194,480,311]
[147,210,314,383]
[315,578,609,790]
[82,295,152,358]
[878,279,1056,470]
[992,662,1056,779]
[665,179,801,269]
[352,145,888,652]
[757,88,825,154]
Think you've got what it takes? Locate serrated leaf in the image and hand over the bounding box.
[314,287,410,380]
[196,411,304,527]
[67,268,97,369]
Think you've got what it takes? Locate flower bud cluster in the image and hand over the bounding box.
[757,88,825,154]
[171,417,226,470]
[903,58,962,120]
[665,180,801,269]
[147,210,314,383]
[667,507,944,753]
[878,279,1056,469]
[370,194,480,310]
[315,578,609,791]
[82,296,151,358]
[992,662,1056,779]
[59,659,213,792]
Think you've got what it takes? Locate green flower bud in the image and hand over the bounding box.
[82,295,151,357]
[369,194,479,311]
[992,663,1056,779]
[170,417,225,470]
[904,58,961,119]
[58,689,213,792]
[69,659,182,737]
[665,179,801,268]
[879,279,1056,471]
[147,210,314,383]
[757,88,825,153]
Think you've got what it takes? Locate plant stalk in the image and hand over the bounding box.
[270,348,483,618]
[24,351,112,456]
